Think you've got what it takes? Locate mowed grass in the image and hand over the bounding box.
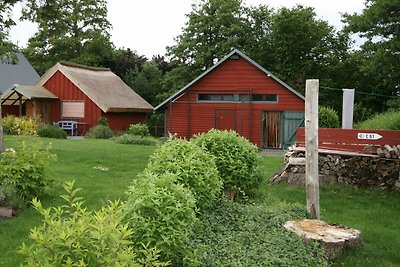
[1,136,399,266]
[259,156,400,267]
[0,135,157,266]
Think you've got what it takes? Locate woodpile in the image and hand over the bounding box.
[271,144,400,190]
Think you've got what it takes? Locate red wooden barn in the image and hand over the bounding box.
[155,49,305,148]
[31,61,154,133]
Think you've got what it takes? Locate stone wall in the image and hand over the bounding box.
[271,148,400,190]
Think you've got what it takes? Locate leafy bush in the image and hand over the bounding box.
[147,139,222,210]
[319,106,340,128]
[192,129,263,198]
[20,181,168,267]
[356,110,400,130]
[98,116,108,126]
[187,201,327,266]
[0,141,56,204]
[37,125,67,139]
[85,124,113,139]
[129,123,150,137]
[123,171,197,264]
[115,133,161,146]
[2,115,38,135]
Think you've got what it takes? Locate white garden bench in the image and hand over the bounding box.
[53,120,78,136]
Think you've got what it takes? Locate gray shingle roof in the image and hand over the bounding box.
[0,53,40,94]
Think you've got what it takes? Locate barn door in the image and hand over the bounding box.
[282,111,305,148]
[215,110,236,131]
[41,101,53,124]
[262,111,281,148]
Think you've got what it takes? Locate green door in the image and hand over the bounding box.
[281,111,305,148]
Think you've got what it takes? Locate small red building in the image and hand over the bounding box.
[33,61,153,133]
[155,49,305,148]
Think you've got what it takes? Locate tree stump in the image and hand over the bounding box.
[284,219,362,259]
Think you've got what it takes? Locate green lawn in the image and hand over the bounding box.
[0,135,156,266]
[1,135,399,266]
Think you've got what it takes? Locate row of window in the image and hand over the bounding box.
[197,94,278,103]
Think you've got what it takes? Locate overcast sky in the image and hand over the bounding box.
[10,0,366,58]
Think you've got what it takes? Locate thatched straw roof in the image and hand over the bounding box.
[36,61,153,113]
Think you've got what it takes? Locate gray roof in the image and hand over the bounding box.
[0,53,40,94]
[1,85,58,106]
[155,49,305,111]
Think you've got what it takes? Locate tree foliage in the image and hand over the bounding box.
[21,0,114,74]
[124,61,163,106]
[344,0,400,112]
[0,0,19,58]
[165,0,250,92]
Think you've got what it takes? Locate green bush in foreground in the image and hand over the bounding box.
[188,201,327,266]
[319,106,340,128]
[192,129,263,198]
[123,171,197,264]
[20,181,168,267]
[115,133,160,146]
[37,125,67,139]
[85,124,113,139]
[129,123,150,137]
[0,141,56,204]
[356,110,400,130]
[147,139,222,210]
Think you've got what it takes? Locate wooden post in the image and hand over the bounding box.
[305,79,320,220]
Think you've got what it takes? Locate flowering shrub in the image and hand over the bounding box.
[0,141,56,204]
[2,115,38,135]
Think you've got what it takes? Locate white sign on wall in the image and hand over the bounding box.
[357,133,383,140]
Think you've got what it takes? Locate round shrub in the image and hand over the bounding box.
[37,125,67,139]
[123,171,197,262]
[318,106,340,128]
[146,139,222,210]
[85,125,113,139]
[192,129,263,197]
[129,123,150,137]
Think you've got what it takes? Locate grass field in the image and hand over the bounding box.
[1,135,399,266]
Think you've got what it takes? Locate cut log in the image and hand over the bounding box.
[284,219,362,260]
[384,145,395,155]
[289,157,306,166]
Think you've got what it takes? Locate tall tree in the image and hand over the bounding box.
[123,61,163,107]
[108,48,147,79]
[0,0,20,153]
[165,0,250,93]
[0,0,19,58]
[21,0,114,74]
[344,0,400,112]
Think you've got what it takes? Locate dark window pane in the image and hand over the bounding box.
[252,94,277,102]
[198,94,234,101]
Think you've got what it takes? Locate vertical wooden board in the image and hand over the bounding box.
[305,79,320,220]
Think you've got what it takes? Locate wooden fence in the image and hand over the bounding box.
[296,128,400,153]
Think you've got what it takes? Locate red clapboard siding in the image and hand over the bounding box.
[296,128,400,152]
[165,56,304,146]
[43,70,147,133]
